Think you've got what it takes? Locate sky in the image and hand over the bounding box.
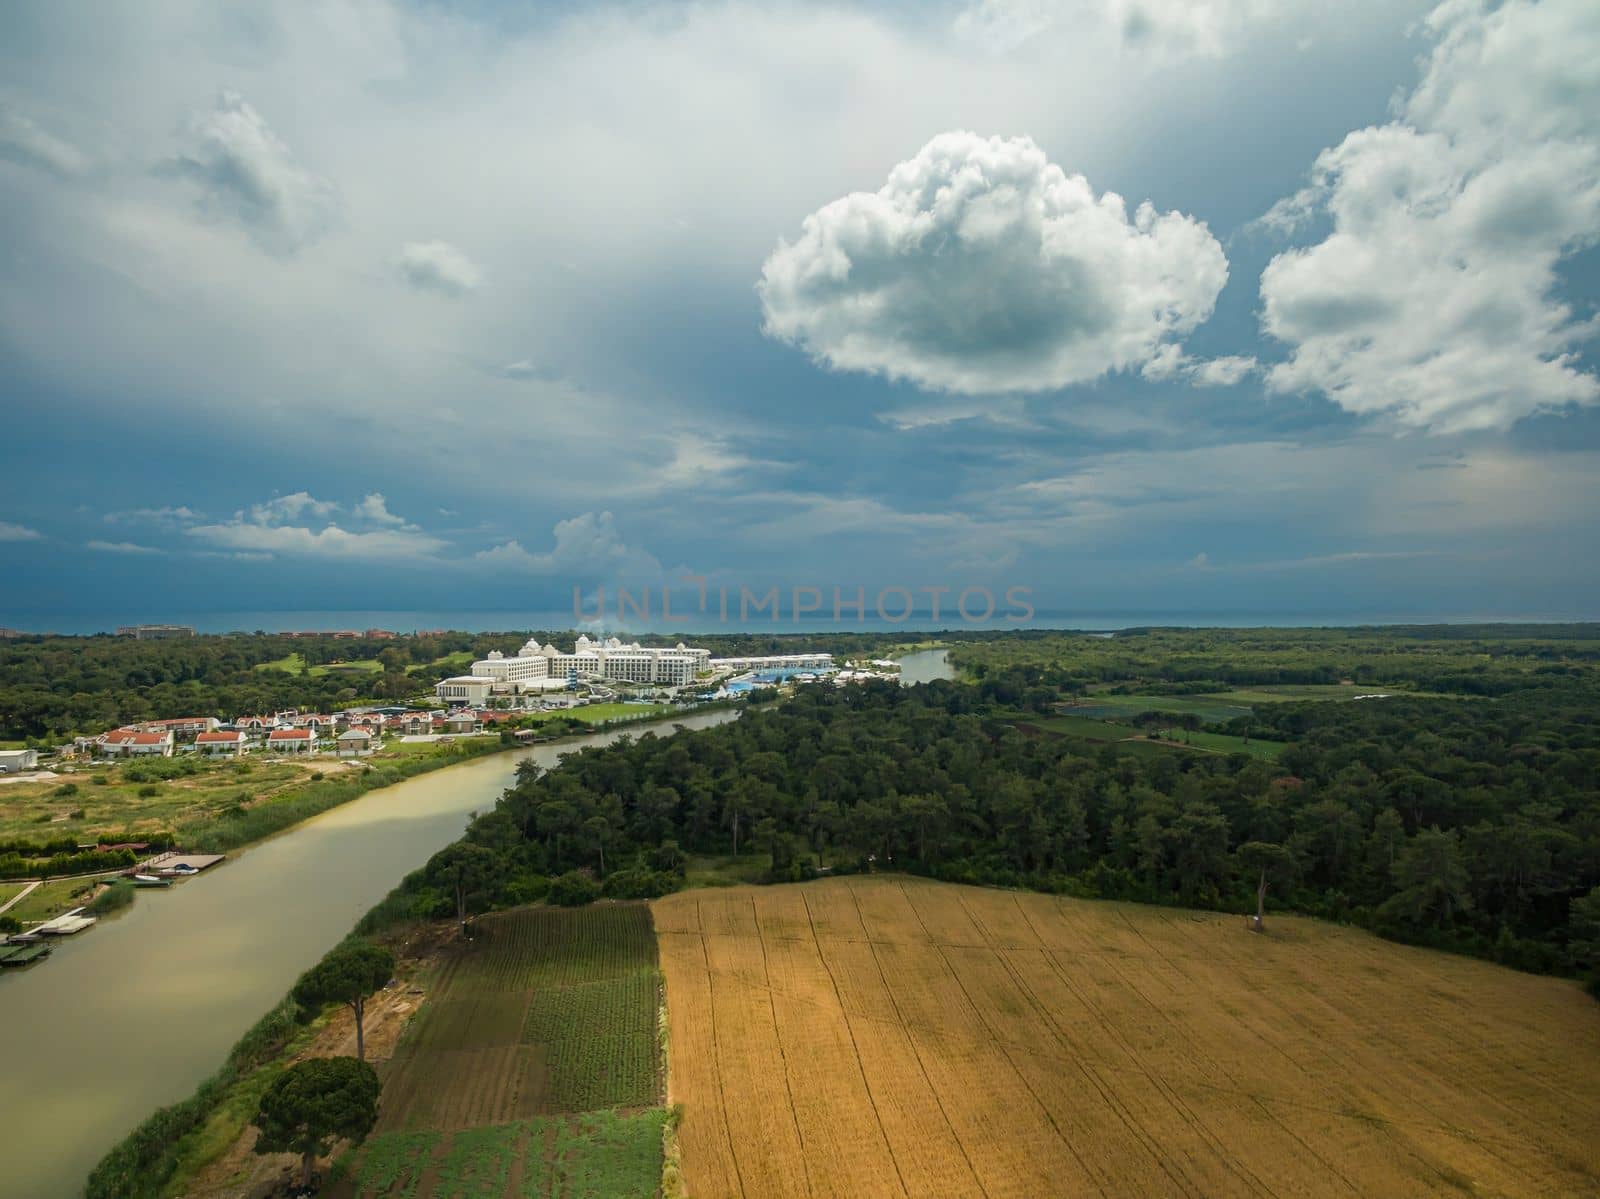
[1,0,1597,628]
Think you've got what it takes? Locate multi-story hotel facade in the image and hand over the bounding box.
[435,635,713,705]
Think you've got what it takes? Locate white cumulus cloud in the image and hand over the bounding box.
[186,491,445,561]
[758,131,1228,396]
[0,521,43,542]
[475,511,661,578]
[1141,345,1258,387]
[1258,0,1600,432]
[399,241,483,296]
[86,540,164,555]
[164,91,338,252]
[351,492,414,528]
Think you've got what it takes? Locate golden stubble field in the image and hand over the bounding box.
[653,876,1600,1198]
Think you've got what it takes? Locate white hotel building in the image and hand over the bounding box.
[435,635,713,706]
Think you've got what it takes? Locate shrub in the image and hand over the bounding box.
[601,866,675,900]
[53,782,79,797]
[92,775,109,786]
[138,785,160,798]
[0,915,20,934]
[88,882,136,916]
[548,871,600,907]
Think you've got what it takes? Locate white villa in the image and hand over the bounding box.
[435,635,713,705]
[195,730,249,757]
[266,728,318,754]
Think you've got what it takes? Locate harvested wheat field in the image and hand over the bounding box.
[653,876,1600,1198]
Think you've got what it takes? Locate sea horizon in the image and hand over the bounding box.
[4,608,1595,637]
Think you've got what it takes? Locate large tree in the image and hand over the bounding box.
[425,842,500,934]
[253,1056,380,1193]
[1236,842,1297,932]
[293,941,395,1062]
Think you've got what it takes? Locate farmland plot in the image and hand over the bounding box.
[655,876,1600,1199]
[342,903,667,1199]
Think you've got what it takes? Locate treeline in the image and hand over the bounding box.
[948,626,1600,697]
[383,676,1599,984]
[0,629,922,740]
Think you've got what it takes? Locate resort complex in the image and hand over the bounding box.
[434,634,721,705]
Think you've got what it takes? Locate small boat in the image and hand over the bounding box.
[133,874,171,888]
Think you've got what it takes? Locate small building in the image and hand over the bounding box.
[195,730,249,757]
[0,748,38,774]
[440,713,482,734]
[265,728,318,754]
[336,729,377,757]
[395,713,434,736]
[99,729,175,758]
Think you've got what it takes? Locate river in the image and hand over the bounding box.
[897,647,955,685]
[0,710,738,1198]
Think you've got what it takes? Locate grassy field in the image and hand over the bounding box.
[333,904,670,1199]
[253,653,384,679]
[405,651,475,676]
[655,876,1600,1198]
[0,757,323,845]
[5,877,102,924]
[523,702,676,725]
[1068,694,1255,723]
[1030,713,1131,740]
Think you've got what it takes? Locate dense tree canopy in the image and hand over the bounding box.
[388,642,1598,981]
[252,1055,380,1192]
[292,941,396,1061]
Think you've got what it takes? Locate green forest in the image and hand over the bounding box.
[380,626,1600,990]
[0,629,915,740]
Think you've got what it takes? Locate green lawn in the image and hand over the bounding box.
[1029,714,1133,740]
[1207,684,1444,704]
[8,877,109,924]
[252,653,383,678]
[523,702,676,726]
[404,650,475,676]
[1071,694,1254,723]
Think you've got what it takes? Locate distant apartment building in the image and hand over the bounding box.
[115,624,196,639]
[136,716,221,741]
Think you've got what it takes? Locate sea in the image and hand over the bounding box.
[4,608,1588,636]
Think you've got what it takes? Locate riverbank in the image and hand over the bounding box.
[0,708,741,1199]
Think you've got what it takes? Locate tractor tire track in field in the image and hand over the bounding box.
[798,888,914,1199]
[656,878,1600,1199]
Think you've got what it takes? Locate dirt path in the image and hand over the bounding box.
[0,879,39,916]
